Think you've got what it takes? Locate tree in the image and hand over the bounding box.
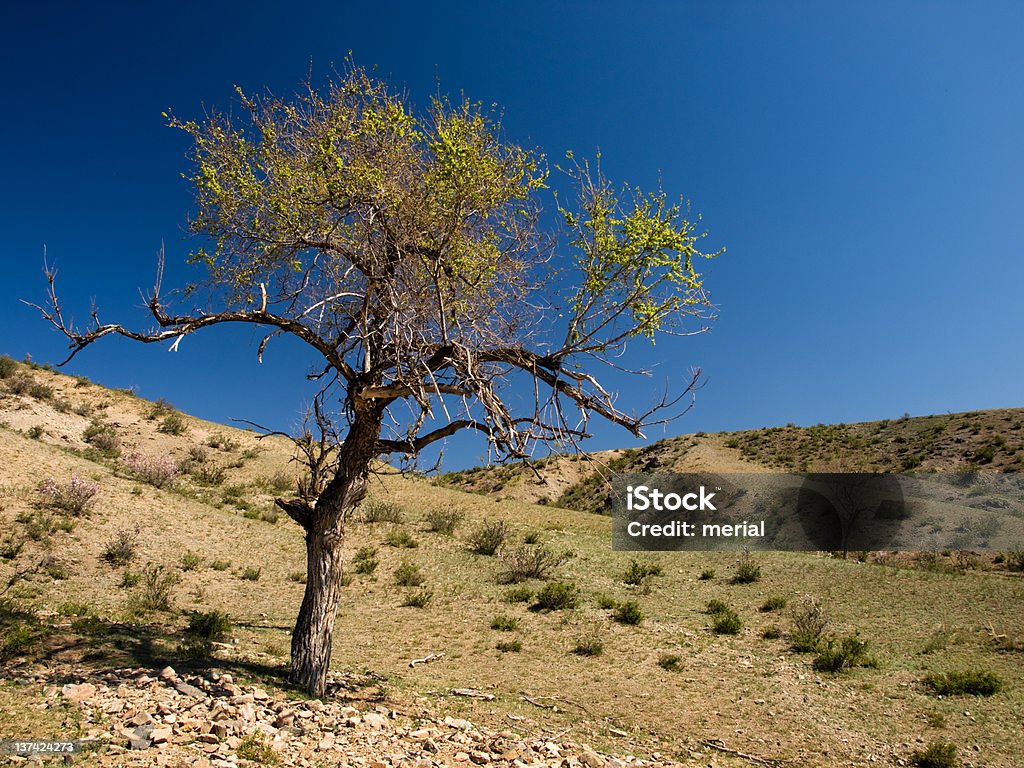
[32,65,722,696]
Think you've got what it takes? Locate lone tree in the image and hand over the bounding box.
[34,65,722,696]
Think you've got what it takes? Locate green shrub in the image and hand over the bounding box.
[402,588,433,608]
[713,608,743,635]
[813,635,870,673]
[573,632,604,657]
[0,355,17,379]
[268,471,293,493]
[191,464,227,486]
[37,474,100,515]
[130,564,180,612]
[394,560,425,587]
[119,571,141,588]
[102,527,140,566]
[790,598,829,652]
[0,625,38,661]
[596,594,619,610]
[362,500,404,524]
[28,382,54,401]
[923,670,1002,697]
[499,544,572,583]
[761,625,782,640]
[532,581,580,611]
[503,586,534,604]
[909,741,959,768]
[83,420,121,456]
[288,571,307,583]
[468,519,509,555]
[760,596,787,612]
[496,639,522,653]
[706,599,730,615]
[731,551,761,584]
[236,732,278,765]
[698,568,715,581]
[352,546,379,575]
[240,566,262,581]
[187,610,232,642]
[157,412,188,436]
[210,559,231,571]
[491,615,519,631]
[658,653,684,672]
[622,558,663,586]
[180,551,202,571]
[385,527,418,548]
[0,537,23,561]
[424,506,464,535]
[613,600,644,625]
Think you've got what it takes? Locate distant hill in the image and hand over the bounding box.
[435,409,1024,513]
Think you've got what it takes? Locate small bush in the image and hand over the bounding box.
[180,551,202,571]
[240,566,262,581]
[923,670,1002,697]
[622,558,663,586]
[82,420,121,456]
[28,382,54,401]
[118,571,141,588]
[187,610,232,642]
[499,544,572,583]
[523,531,541,544]
[352,546,379,575]
[496,639,522,653]
[596,594,619,610]
[1007,550,1024,572]
[658,653,684,672]
[191,463,227,486]
[424,506,464,535]
[503,586,534,603]
[288,571,307,583]
[102,526,140,566]
[268,471,293,493]
[731,551,762,584]
[813,635,870,673]
[130,563,180,612]
[532,581,580,611]
[236,733,278,765]
[259,508,280,524]
[53,398,72,414]
[760,596,788,612]
[468,519,509,555]
[573,632,604,657]
[37,474,100,515]
[210,559,231,571]
[27,425,44,439]
[0,537,24,561]
[0,355,17,378]
[698,568,715,581]
[790,598,830,652]
[385,527,418,548]
[713,608,743,635]
[402,588,433,608]
[157,412,188,436]
[491,614,519,631]
[363,500,404,524]
[706,599,730,615]
[394,560,425,587]
[0,625,39,661]
[761,625,782,640]
[614,600,644,625]
[123,452,179,488]
[909,741,959,768]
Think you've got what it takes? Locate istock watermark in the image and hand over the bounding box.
[612,472,1024,551]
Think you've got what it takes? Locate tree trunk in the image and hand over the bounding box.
[288,405,381,697]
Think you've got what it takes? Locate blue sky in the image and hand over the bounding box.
[2,1,1022,469]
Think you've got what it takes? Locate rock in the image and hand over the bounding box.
[174,679,206,698]
[150,728,173,744]
[127,712,153,727]
[128,724,154,750]
[422,739,440,754]
[61,683,97,702]
[581,750,606,768]
[197,734,219,744]
[445,717,474,731]
[274,709,297,728]
[252,687,270,700]
[159,666,177,680]
[469,751,491,764]
[362,712,389,729]
[454,753,470,763]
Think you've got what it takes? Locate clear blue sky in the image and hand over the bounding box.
[2,1,1022,469]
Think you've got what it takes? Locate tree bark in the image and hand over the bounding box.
[288,407,380,697]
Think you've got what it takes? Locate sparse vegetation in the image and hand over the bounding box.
[731,550,761,584]
[658,653,684,672]
[622,558,663,587]
[909,741,959,768]
[157,411,189,435]
[240,566,262,581]
[102,526,140,566]
[402,588,433,608]
[467,519,509,556]
[698,568,715,580]
[123,452,179,488]
[37,474,100,515]
[531,581,580,611]
[712,607,743,635]
[923,670,1002,697]
[180,550,202,571]
[503,586,534,604]
[352,546,379,575]
[498,544,572,583]
[496,639,523,653]
[129,563,180,612]
[790,598,830,652]
[760,596,787,612]
[812,635,871,673]
[362,500,404,524]
[613,600,644,625]
[424,505,464,535]
[394,560,425,587]
[210,559,231,571]
[573,630,605,657]
[491,614,520,631]
[385,527,418,548]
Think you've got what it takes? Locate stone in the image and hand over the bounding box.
[445,718,473,731]
[362,712,389,729]
[274,710,296,728]
[469,751,491,764]
[159,666,177,680]
[61,683,97,702]
[150,727,173,744]
[251,687,269,700]
[422,739,440,754]
[127,712,153,727]
[581,750,606,768]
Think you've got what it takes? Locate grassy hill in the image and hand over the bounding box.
[1,354,1023,766]
[435,409,1024,514]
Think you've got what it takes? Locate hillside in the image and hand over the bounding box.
[1,355,1023,767]
[435,409,1024,513]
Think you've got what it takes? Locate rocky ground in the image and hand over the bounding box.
[7,664,690,768]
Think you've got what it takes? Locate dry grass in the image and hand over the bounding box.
[0,364,1022,765]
